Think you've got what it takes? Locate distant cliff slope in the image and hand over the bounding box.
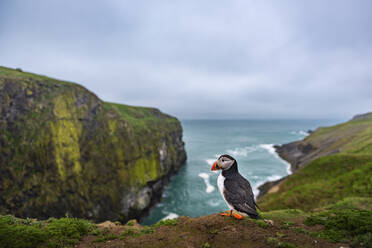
[0,66,186,222]
[258,114,372,211]
[276,113,372,172]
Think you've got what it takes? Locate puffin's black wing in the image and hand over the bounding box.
[223,175,259,219]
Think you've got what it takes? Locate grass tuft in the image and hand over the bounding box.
[92,233,118,243]
[153,218,178,227]
[304,209,372,247]
[0,215,94,248]
[201,242,211,248]
[266,237,298,248]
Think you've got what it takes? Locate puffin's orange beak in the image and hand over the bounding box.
[211,161,219,171]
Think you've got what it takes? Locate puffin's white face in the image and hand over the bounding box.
[211,155,235,171]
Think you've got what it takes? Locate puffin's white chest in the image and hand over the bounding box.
[217,173,234,210]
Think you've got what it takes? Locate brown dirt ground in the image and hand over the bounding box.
[76,214,348,248]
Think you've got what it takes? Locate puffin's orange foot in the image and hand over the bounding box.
[233,213,244,220]
[219,210,232,216]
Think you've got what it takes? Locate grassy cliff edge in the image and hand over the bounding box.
[258,114,372,210]
[2,198,371,248]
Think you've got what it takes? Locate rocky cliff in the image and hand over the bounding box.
[0,66,186,223]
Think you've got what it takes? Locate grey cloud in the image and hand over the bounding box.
[1,0,372,119]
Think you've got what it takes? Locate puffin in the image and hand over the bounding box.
[211,154,259,220]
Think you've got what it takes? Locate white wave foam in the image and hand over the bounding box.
[161,213,179,220]
[267,174,282,181]
[300,130,309,136]
[226,146,257,157]
[290,130,309,136]
[259,144,292,175]
[252,174,282,199]
[259,144,276,155]
[252,185,261,199]
[208,199,221,207]
[198,173,215,193]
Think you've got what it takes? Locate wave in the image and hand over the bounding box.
[259,144,291,175]
[252,174,282,199]
[290,130,309,136]
[198,173,215,193]
[226,146,258,157]
[259,144,276,155]
[208,199,221,207]
[252,182,262,199]
[266,174,282,181]
[251,144,293,198]
[161,212,179,220]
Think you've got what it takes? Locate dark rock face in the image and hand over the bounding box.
[275,141,317,173]
[0,66,186,223]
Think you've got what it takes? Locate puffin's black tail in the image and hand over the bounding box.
[254,201,261,211]
[248,213,260,219]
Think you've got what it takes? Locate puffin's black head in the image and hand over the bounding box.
[211,154,236,171]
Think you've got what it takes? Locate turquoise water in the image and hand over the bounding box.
[142,119,340,225]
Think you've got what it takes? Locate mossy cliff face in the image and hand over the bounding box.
[0,66,186,222]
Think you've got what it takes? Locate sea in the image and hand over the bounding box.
[141,119,341,225]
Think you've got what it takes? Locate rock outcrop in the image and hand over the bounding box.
[0,66,186,222]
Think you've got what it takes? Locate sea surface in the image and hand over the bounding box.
[142,119,341,225]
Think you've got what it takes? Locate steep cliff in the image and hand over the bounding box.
[0,66,186,223]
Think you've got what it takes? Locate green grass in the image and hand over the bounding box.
[245,218,270,229]
[266,237,298,248]
[259,154,372,211]
[126,220,136,226]
[153,218,178,227]
[0,66,81,88]
[258,115,372,247]
[0,215,95,248]
[324,197,372,211]
[120,228,140,238]
[304,209,372,247]
[104,102,178,135]
[201,242,211,248]
[119,226,156,240]
[258,198,372,247]
[261,209,307,222]
[92,233,118,243]
[302,114,372,155]
[258,112,372,211]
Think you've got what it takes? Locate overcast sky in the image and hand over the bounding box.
[1,0,372,119]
